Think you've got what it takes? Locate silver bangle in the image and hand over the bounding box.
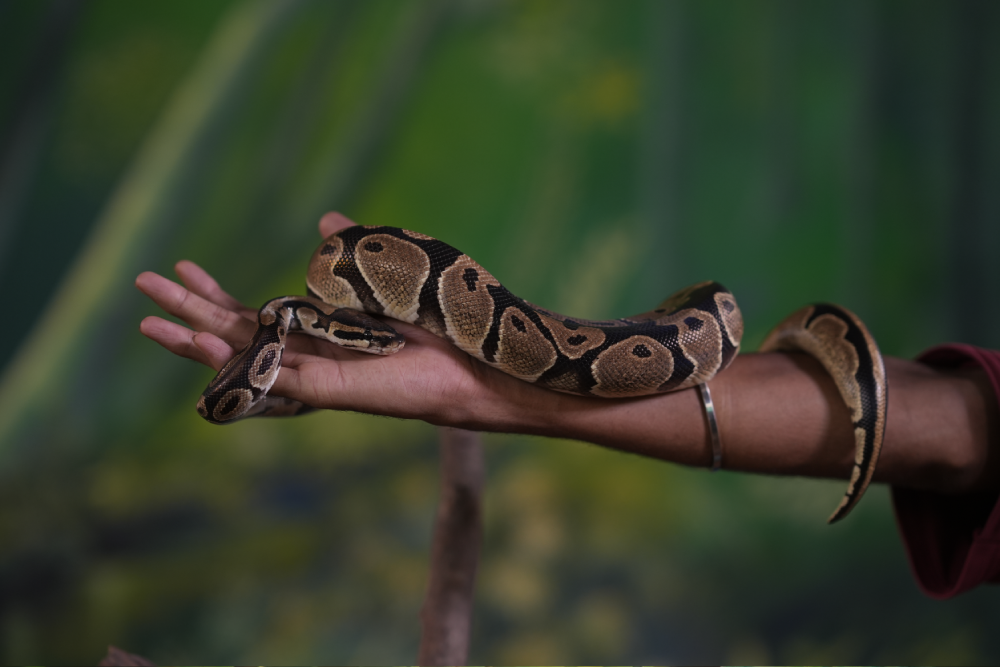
[699,382,722,472]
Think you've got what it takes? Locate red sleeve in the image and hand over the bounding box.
[892,344,1000,599]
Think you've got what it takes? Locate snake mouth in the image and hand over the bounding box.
[361,332,406,355]
[330,328,405,355]
[376,333,406,355]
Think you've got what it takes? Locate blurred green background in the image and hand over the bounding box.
[1,0,999,663]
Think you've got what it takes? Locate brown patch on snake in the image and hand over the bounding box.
[401,229,435,241]
[535,312,606,360]
[249,342,283,390]
[714,292,744,349]
[213,388,254,422]
[672,308,724,385]
[293,301,352,331]
[354,234,429,321]
[537,368,587,393]
[763,308,862,420]
[495,307,557,381]
[306,235,364,310]
[591,335,674,397]
[258,303,279,326]
[439,255,501,356]
[294,306,321,335]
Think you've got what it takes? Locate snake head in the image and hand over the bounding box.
[326,309,405,356]
[340,326,405,355]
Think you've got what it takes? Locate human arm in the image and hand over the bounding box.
[136,213,1000,496]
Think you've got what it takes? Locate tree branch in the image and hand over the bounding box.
[418,427,484,666]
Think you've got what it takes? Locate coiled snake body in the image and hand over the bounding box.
[198,225,887,523]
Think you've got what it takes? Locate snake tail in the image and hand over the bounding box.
[759,303,888,523]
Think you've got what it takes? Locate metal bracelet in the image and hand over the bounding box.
[699,382,722,472]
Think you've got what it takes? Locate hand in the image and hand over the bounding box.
[136,212,557,427]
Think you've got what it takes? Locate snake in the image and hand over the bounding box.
[196,225,887,523]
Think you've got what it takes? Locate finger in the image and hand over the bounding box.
[318,211,357,238]
[268,365,303,401]
[174,260,255,319]
[136,271,256,345]
[139,315,214,367]
[192,331,238,371]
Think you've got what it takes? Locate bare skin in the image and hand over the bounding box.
[136,212,1000,496]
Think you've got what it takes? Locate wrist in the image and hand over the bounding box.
[430,359,566,435]
[871,359,999,494]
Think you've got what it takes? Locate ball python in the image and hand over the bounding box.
[197,225,887,523]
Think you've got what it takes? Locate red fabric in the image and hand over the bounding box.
[892,344,1000,599]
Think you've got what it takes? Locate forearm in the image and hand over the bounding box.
[454,352,999,495]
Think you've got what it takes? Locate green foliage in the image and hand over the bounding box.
[0,0,998,664]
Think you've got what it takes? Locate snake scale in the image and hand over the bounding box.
[198,225,887,523]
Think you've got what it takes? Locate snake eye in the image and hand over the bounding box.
[363,329,373,342]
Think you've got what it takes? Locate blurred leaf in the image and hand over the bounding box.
[0,0,302,452]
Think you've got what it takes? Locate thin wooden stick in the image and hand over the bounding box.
[418,428,484,666]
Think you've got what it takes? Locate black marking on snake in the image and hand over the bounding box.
[320,244,337,256]
[536,356,586,389]
[805,303,883,520]
[686,283,738,368]
[562,319,580,330]
[567,335,587,346]
[648,324,696,391]
[482,286,515,362]
[684,316,703,331]
[257,349,276,375]
[482,284,564,363]
[632,344,652,358]
[221,393,241,415]
[518,302,567,367]
[332,230,384,314]
[511,315,526,333]
[372,230,464,337]
[363,241,384,253]
[463,268,479,292]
